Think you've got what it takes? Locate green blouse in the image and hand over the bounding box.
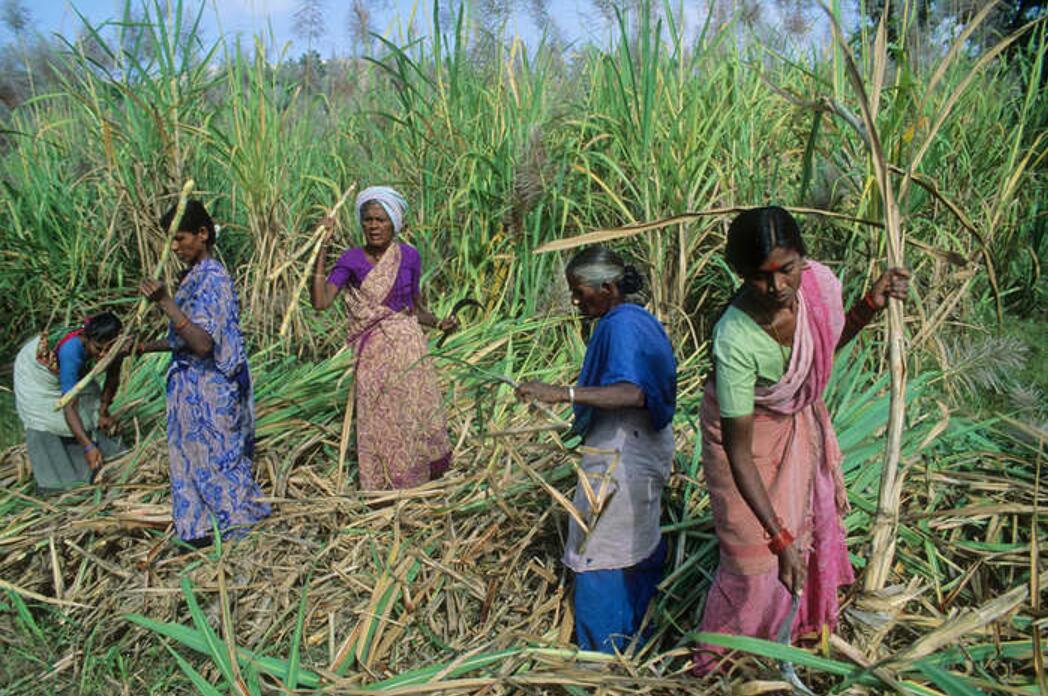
[712,305,791,417]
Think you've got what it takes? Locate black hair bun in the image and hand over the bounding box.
[620,265,645,294]
[83,311,123,343]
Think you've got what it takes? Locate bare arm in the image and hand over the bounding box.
[721,415,782,536]
[136,340,173,354]
[98,356,125,425]
[310,256,340,311]
[311,279,340,311]
[62,400,93,449]
[412,290,458,331]
[160,300,213,357]
[139,280,214,358]
[837,298,876,349]
[63,399,103,470]
[516,381,645,410]
[837,267,910,351]
[721,414,806,594]
[310,218,341,311]
[413,290,439,328]
[96,342,171,433]
[101,361,120,410]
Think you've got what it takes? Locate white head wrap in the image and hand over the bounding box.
[355,186,409,234]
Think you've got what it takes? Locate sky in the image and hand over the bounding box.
[3,1,830,59]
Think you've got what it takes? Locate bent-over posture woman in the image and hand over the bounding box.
[517,246,677,654]
[139,199,270,545]
[14,313,127,492]
[693,206,909,672]
[311,186,456,490]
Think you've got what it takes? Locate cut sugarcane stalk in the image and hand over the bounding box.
[54,179,195,410]
[278,183,357,338]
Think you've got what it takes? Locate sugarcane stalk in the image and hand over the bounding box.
[335,372,355,494]
[55,179,195,410]
[532,206,884,254]
[278,183,357,338]
[818,2,908,593]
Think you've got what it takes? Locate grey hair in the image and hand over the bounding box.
[565,246,645,297]
[567,255,623,288]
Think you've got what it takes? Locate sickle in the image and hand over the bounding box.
[437,298,482,348]
[777,593,817,696]
[431,355,570,431]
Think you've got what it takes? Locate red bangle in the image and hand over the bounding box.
[863,292,879,311]
[768,527,795,555]
[174,317,189,331]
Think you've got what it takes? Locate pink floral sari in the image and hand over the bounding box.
[694,260,854,673]
[344,244,452,490]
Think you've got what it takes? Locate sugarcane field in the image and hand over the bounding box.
[0,1,1045,694]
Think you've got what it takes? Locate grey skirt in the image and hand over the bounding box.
[562,409,674,573]
[26,429,125,494]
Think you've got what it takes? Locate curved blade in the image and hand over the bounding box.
[436,298,482,347]
[450,298,482,315]
[778,594,817,696]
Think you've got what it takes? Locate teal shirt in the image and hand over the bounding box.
[712,305,791,417]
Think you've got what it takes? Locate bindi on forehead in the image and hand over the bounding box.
[758,260,790,273]
[757,248,800,273]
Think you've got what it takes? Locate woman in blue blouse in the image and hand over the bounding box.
[517,246,677,654]
[13,312,126,492]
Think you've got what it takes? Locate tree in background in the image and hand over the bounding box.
[294,0,326,48]
[1,0,32,95]
[347,0,394,56]
[966,0,1047,54]
[861,0,1047,52]
[775,0,813,37]
[861,0,931,46]
[294,0,326,88]
[1,0,27,36]
[347,0,371,54]
[590,0,647,23]
[526,0,564,49]
[73,25,115,74]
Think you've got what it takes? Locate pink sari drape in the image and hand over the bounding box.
[345,244,452,490]
[694,260,854,672]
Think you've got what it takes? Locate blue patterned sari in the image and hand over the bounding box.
[166,257,270,541]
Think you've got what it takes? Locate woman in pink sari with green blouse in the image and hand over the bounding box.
[693,207,909,673]
[310,186,456,490]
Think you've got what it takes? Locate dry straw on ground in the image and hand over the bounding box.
[0,372,1043,694]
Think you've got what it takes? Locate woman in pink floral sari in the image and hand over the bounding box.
[693,207,909,672]
[310,186,455,490]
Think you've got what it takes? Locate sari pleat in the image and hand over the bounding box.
[166,258,270,541]
[694,260,854,673]
[344,244,451,489]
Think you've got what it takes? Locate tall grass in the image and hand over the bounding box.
[1,1,1043,357]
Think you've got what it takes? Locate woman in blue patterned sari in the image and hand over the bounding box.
[138,200,270,546]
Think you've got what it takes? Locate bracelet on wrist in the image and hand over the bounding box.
[863,292,879,311]
[174,317,189,331]
[83,442,97,454]
[568,386,576,404]
[768,527,795,555]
